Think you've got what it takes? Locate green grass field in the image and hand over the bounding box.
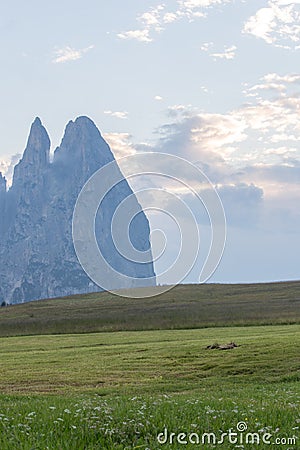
[0,282,299,448]
[0,325,299,394]
[0,281,299,336]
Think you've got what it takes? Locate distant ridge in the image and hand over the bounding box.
[0,281,299,336]
[0,117,155,304]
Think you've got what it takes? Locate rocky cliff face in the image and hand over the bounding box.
[0,117,155,303]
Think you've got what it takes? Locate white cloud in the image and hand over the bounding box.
[151,86,300,234]
[211,45,237,60]
[52,45,94,64]
[103,132,136,159]
[154,95,163,101]
[243,73,300,97]
[200,42,214,51]
[163,12,178,23]
[270,133,298,143]
[276,0,300,4]
[167,104,195,118]
[117,4,164,42]
[200,42,237,59]
[243,1,300,50]
[139,7,163,28]
[262,73,300,87]
[117,1,232,43]
[117,29,152,43]
[190,113,247,148]
[157,72,300,180]
[104,110,128,119]
[237,93,300,142]
[243,7,275,44]
[179,0,230,8]
[0,153,21,187]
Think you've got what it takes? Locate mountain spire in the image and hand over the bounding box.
[12,117,50,187]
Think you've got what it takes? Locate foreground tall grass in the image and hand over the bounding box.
[0,384,299,449]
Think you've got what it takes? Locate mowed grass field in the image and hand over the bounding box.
[0,282,299,448]
[0,325,299,394]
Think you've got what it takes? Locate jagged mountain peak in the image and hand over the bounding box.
[0,116,155,303]
[74,115,99,128]
[11,117,50,187]
[24,117,50,162]
[53,116,114,171]
[62,115,104,145]
[32,116,42,126]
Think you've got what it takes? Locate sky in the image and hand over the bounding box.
[0,0,300,283]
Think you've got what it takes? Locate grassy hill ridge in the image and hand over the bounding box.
[0,281,299,337]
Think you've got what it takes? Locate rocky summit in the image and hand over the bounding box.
[0,117,156,304]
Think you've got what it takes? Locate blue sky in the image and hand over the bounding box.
[1,0,300,283]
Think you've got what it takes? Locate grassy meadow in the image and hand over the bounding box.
[0,282,299,448]
[0,281,299,336]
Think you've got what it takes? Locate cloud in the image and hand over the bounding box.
[104,110,128,119]
[0,153,21,187]
[200,86,209,93]
[200,42,237,60]
[243,1,300,50]
[161,73,300,172]
[117,29,152,43]
[179,0,230,9]
[117,4,164,43]
[200,42,214,51]
[52,45,94,63]
[117,1,232,43]
[237,74,300,160]
[243,7,276,44]
[243,73,300,97]
[163,12,178,23]
[149,73,300,231]
[235,96,300,150]
[154,95,163,101]
[217,183,264,226]
[160,107,247,170]
[139,6,164,28]
[167,104,195,117]
[210,45,237,60]
[103,132,136,159]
